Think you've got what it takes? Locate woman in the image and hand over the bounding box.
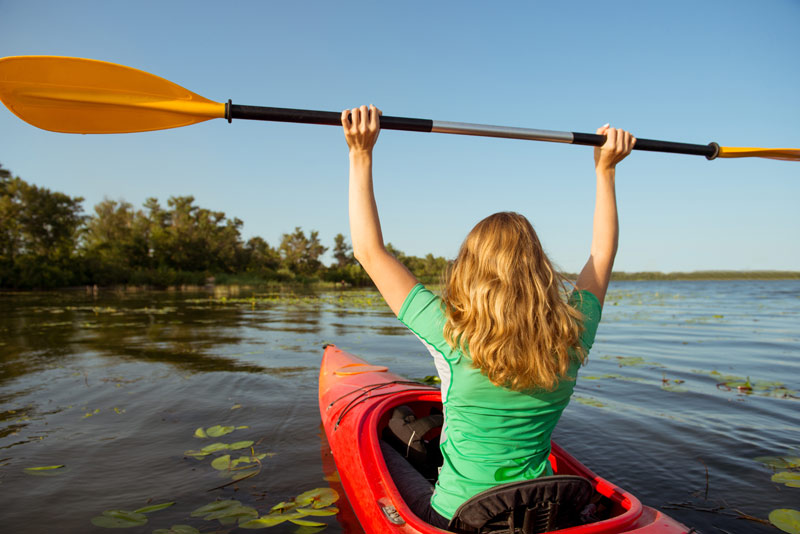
[342,105,635,528]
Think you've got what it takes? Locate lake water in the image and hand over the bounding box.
[1,281,798,533]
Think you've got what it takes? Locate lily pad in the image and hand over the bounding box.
[23,465,65,476]
[296,507,338,516]
[573,396,606,408]
[772,472,800,488]
[193,427,207,438]
[201,443,230,453]
[234,454,267,466]
[206,425,235,437]
[271,501,298,513]
[290,519,326,527]
[153,526,200,534]
[230,440,255,450]
[203,504,258,522]
[295,488,339,509]
[184,450,210,459]
[191,499,241,518]
[134,501,175,514]
[417,375,441,385]
[90,510,148,528]
[211,455,231,471]
[600,355,664,368]
[770,509,800,534]
[755,456,800,469]
[239,516,290,529]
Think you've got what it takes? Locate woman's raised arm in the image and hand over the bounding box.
[343,105,418,315]
[576,125,636,307]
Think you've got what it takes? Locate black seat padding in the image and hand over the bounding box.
[448,475,593,534]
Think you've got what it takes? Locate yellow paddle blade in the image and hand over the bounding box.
[0,56,226,134]
[718,146,800,162]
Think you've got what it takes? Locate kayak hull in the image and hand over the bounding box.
[319,344,690,534]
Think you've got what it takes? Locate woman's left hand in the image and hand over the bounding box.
[341,104,381,154]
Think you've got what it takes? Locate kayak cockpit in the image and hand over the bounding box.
[370,392,649,533]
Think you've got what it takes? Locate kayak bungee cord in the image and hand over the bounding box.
[326,380,428,409]
[0,56,798,161]
[328,381,435,430]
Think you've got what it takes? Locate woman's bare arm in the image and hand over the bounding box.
[576,125,636,307]
[343,105,418,315]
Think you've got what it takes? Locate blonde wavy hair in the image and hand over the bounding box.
[442,212,586,392]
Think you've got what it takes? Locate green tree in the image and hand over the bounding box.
[332,233,354,267]
[279,227,328,275]
[244,236,280,273]
[83,198,150,283]
[0,166,85,288]
[382,243,449,284]
[143,195,244,273]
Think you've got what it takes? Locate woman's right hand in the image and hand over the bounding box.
[594,124,636,172]
[341,104,381,154]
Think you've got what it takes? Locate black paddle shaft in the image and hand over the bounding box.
[227,102,719,159]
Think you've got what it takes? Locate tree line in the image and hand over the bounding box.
[0,164,449,289]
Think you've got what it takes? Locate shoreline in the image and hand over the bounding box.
[1,271,799,294]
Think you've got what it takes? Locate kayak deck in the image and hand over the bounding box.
[319,344,689,533]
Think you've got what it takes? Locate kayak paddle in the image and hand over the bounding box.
[0,56,797,162]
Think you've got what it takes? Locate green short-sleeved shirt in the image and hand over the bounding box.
[397,284,602,519]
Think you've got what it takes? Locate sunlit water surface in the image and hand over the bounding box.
[1,281,798,533]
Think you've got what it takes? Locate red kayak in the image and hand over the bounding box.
[319,344,691,534]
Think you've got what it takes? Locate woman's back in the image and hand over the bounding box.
[399,284,602,519]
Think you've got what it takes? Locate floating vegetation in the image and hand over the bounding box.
[770,509,800,534]
[772,472,800,488]
[661,375,688,393]
[237,488,340,530]
[91,510,148,528]
[573,396,606,408]
[153,526,199,534]
[193,424,248,438]
[599,355,664,368]
[709,371,798,399]
[134,502,176,514]
[185,290,389,313]
[415,375,441,385]
[184,424,272,485]
[754,455,800,470]
[23,464,65,476]
[191,499,259,526]
[91,502,173,529]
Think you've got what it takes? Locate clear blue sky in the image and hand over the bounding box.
[1,0,798,272]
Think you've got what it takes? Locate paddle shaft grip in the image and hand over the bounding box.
[228,103,718,159]
[572,132,719,159]
[228,104,432,132]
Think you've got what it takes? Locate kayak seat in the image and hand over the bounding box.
[447,475,593,534]
[382,405,443,480]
